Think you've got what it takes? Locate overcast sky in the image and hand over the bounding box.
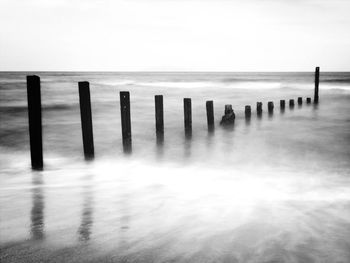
[0,0,349,71]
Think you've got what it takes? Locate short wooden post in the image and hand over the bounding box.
[220,105,235,125]
[206,101,214,130]
[245,105,251,118]
[184,98,192,132]
[78,81,94,159]
[257,102,263,115]
[120,91,132,146]
[314,67,320,104]
[306,97,311,104]
[280,100,285,110]
[289,99,295,108]
[268,101,274,113]
[298,97,302,105]
[155,95,164,134]
[26,75,43,170]
[225,104,233,114]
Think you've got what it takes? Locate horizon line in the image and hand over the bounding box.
[1,70,349,73]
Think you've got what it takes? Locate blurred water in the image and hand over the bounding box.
[1,72,350,262]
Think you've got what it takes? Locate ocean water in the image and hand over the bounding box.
[0,72,350,262]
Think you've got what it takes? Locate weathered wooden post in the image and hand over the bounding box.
[280,100,285,110]
[78,82,94,159]
[120,91,132,150]
[26,75,43,170]
[257,102,263,116]
[306,97,311,104]
[206,100,214,130]
[184,98,192,133]
[298,97,303,105]
[245,105,251,118]
[314,67,320,104]
[268,101,274,114]
[289,99,295,108]
[155,95,164,134]
[220,105,235,125]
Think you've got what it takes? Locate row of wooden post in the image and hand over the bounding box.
[26,67,320,170]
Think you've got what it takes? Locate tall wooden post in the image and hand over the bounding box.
[26,75,43,170]
[257,102,263,115]
[289,99,295,108]
[206,101,214,130]
[184,98,192,132]
[314,67,320,104]
[120,92,132,148]
[298,97,303,105]
[280,100,285,110]
[245,105,251,118]
[78,81,94,159]
[155,95,164,134]
[268,101,274,113]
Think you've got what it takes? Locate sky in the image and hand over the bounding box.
[0,0,349,71]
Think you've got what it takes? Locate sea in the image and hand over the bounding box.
[1,72,350,262]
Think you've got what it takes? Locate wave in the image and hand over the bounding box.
[322,78,350,83]
[97,80,136,86]
[0,104,76,113]
[132,81,350,91]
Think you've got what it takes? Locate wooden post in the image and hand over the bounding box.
[289,99,295,108]
[155,95,164,134]
[314,67,320,104]
[257,102,263,115]
[245,105,251,118]
[78,81,94,159]
[184,98,192,132]
[298,97,302,105]
[306,97,311,104]
[206,100,214,130]
[120,91,131,147]
[280,100,285,110]
[268,101,274,113]
[26,75,43,170]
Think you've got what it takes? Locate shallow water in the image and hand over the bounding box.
[1,72,350,262]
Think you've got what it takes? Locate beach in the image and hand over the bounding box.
[1,72,350,262]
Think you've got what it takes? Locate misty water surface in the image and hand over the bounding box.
[1,72,350,262]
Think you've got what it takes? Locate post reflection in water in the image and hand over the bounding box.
[221,124,235,154]
[184,130,192,161]
[244,117,251,136]
[268,111,274,119]
[206,126,215,151]
[156,132,164,160]
[118,181,131,252]
[245,116,251,126]
[123,141,132,154]
[78,174,94,242]
[31,173,44,240]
